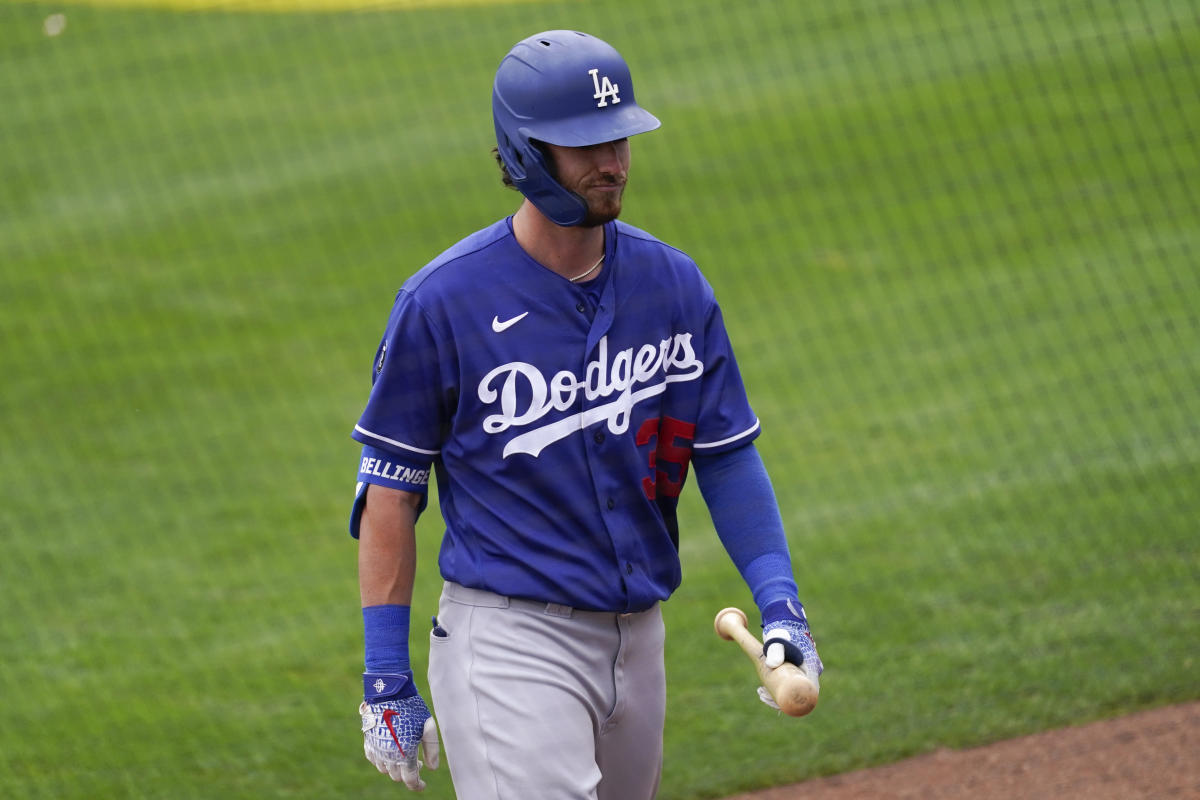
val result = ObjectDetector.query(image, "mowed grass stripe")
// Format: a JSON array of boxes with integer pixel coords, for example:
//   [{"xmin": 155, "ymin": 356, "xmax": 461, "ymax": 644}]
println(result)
[
  {"xmin": 0, "ymin": 1, "xmax": 1197, "ymax": 798},
  {"xmin": 20, "ymin": 0, "xmax": 536, "ymax": 11}
]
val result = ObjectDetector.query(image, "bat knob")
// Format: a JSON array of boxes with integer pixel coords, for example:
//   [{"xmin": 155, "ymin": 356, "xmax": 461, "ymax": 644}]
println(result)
[{"xmin": 713, "ymin": 606, "xmax": 749, "ymax": 640}]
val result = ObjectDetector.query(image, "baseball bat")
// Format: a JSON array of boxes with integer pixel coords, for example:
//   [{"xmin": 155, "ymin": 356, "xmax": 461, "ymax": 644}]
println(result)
[{"xmin": 714, "ymin": 607, "xmax": 819, "ymax": 717}]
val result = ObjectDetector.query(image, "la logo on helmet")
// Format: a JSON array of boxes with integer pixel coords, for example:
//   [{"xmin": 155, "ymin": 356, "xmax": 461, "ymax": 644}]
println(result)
[{"xmin": 589, "ymin": 68, "xmax": 621, "ymax": 108}]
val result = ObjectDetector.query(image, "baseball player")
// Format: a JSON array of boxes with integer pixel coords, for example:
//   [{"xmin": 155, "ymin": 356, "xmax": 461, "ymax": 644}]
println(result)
[{"xmin": 350, "ymin": 30, "xmax": 823, "ymax": 798}]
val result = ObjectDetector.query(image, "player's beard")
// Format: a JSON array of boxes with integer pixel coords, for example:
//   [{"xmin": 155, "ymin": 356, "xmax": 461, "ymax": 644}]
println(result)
[{"xmin": 576, "ymin": 179, "xmax": 625, "ymax": 228}]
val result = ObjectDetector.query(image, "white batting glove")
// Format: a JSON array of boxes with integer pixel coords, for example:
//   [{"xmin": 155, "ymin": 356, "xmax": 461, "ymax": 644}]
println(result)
[
  {"xmin": 360, "ymin": 672, "xmax": 440, "ymax": 791},
  {"xmin": 759, "ymin": 598, "xmax": 822, "ymax": 707}
]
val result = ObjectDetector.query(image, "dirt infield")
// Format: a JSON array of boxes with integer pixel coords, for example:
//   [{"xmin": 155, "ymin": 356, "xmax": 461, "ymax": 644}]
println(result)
[{"xmin": 725, "ymin": 702, "xmax": 1199, "ymax": 800}]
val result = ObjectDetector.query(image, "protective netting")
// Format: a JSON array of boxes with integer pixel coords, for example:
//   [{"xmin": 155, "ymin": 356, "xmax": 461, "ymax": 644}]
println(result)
[{"xmin": 2, "ymin": 2, "xmax": 1196, "ymax": 797}]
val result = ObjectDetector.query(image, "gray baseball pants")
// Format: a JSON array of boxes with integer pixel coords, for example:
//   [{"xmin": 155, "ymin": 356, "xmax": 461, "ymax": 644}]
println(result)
[{"xmin": 427, "ymin": 581, "xmax": 666, "ymax": 799}]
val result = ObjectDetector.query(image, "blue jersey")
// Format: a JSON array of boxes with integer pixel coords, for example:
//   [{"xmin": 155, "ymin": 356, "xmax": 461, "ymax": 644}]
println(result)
[{"xmin": 351, "ymin": 217, "xmax": 759, "ymax": 612}]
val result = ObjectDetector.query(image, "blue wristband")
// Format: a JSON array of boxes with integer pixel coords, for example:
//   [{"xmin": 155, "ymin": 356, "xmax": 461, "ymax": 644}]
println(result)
[
  {"xmin": 363, "ymin": 671, "xmax": 417, "ymax": 703},
  {"xmin": 363, "ymin": 604, "xmax": 411, "ymax": 673}
]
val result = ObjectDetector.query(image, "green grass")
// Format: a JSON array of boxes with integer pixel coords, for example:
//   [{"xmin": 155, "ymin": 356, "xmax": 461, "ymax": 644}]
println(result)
[{"xmin": 1, "ymin": 1, "xmax": 1197, "ymax": 797}]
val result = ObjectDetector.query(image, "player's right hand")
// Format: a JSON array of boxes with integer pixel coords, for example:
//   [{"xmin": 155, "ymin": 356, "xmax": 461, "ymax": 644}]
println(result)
[{"xmin": 360, "ymin": 672, "xmax": 440, "ymax": 791}]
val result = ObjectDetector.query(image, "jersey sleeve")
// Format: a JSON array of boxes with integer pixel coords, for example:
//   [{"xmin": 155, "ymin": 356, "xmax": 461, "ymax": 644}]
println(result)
[
  {"xmin": 351, "ymin": 289, "xmax": 454, "ymax": 458},
  {"xmin": 692, "ymin": 299, "xmax": 761, "ymax": 453},
  {"xmin": 348, "ymin": 443, "xmax": 432, "ymax": 538},
  {"xmin": 348, "ymin": 290, "xmax": 452, "ymax": 538}
]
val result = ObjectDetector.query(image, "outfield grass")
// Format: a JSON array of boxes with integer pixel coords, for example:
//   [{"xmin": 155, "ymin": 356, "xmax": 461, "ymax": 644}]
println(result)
[{"xmin": 1, "ymin": 1, "xmax": 1197, "ymax": 797}]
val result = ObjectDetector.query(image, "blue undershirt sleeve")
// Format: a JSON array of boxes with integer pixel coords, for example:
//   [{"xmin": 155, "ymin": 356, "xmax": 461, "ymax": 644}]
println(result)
[{"xmin": 692, "ymin": 443, "xmax": 799, "ymax": 613}]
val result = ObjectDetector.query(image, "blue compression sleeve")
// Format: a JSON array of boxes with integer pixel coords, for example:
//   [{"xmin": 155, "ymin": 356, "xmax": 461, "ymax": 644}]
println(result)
[
  {"xmin": 363, "ymin": 604, "xmax": 411, "ymax": 673},
  {"xmin": 692, "ymin": 443, "xmax": 799, "ymax": 613}
]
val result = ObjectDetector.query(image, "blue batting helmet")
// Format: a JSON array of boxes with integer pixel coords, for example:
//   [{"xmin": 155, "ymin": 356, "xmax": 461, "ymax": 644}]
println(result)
[{"xmin": 492, "ymin": 30, "xmax": 661, "ymax": 226}]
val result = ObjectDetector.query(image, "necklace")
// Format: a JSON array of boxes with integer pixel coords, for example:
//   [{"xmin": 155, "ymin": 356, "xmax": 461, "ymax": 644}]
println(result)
[{"xmin": 569, "ymin": 254, "xmax": 605, "ymax": 283}]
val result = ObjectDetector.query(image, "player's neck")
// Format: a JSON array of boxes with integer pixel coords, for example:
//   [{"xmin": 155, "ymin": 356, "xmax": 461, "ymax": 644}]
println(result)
[{"xmin": 513, "ymin": 201, "xmax": 605, "ymax": 282}]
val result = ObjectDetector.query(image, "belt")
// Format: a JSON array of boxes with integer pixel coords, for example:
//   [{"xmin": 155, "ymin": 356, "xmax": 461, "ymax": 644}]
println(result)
[{"xmin": 442, "ymin": 581, "xmax": 640, "ymax": 619}]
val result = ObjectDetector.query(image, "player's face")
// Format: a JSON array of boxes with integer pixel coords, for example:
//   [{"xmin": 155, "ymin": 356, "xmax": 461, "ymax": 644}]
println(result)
[{"xmin": 546, "ymin": 139, "xmax": 631, "ymax": 227}]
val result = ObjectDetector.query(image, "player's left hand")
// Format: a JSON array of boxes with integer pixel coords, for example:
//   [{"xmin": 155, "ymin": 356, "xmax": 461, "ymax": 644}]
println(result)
[
  {"xmin": 360, "ymin": 672, "xmax": 440, "ymax": 791},
  {"xmin": 760, "ymin": 598, "xmax": 822, "ymax": 690}
]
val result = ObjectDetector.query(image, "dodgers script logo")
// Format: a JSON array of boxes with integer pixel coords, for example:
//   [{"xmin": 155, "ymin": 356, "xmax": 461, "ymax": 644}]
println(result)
[
  {"xmin": 589, "ymin": 68, "xmax": 620, "ymax": 107},
  {"xmin": 478, "ymin": 333, "xmax": 703, "ymax": 458}
]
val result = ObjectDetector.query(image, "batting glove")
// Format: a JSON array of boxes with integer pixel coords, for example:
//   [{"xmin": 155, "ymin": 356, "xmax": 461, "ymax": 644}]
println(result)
[
  {"xmin": 760, "ymin": 598, "xmax": 823, "ymax": 705},
  {"xmin": 360, "ymin": 672, "xmax": 440, "ymax": 791}
]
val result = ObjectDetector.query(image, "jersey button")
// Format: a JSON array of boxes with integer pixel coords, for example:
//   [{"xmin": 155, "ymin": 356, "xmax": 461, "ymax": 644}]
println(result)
[
  {"xmin": 576, "ymin": 302, "xmax": 587, "ymax": 313},
  {"xmin": 593, "ymin": 431, "xmax": 605, "ymax": 444},
  {"xmin": 625, "ymin": 562, "xmax": 634, "ymax": 575},
  {"xmin": 606, "ymin": 498, "xmax": 615, "ymax": 510}
]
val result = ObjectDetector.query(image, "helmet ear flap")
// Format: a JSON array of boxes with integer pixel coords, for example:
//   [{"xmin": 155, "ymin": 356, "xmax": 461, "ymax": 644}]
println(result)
[
  {"xmin": 496, "ymin": 130, "xmax": 528, "ymax": 182},
  {"xmin": 511, "ymin": 143, "xmax": 588, "ymax": 226},
  {"xmin": 493, "ymin": 122, "xmax": 587, "ymax": 226}
]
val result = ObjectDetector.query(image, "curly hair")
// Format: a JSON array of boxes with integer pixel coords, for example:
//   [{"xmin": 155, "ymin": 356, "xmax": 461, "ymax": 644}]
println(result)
[{"xmin": 492, "ymin": 147, "xmax": 517, "ymax": 189}]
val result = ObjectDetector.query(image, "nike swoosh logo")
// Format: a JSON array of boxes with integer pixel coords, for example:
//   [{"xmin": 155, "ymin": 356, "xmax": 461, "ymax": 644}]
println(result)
[
  {"xmin": 492, "ymin": 312, "xmax": 529, "ymax": 333},
  {"xmin": 382, "ymin": 709, "xmax": 407, "ymax": 756}
]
